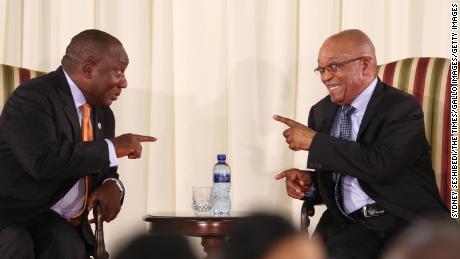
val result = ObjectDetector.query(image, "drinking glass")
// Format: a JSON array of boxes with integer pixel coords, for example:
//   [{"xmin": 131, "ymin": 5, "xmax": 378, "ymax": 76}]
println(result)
[{"xmin": 192, "ymin": 186, "xmax": 213, "ymax": 215}]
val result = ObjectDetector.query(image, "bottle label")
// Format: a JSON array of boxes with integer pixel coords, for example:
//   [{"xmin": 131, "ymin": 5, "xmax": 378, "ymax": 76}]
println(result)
[{"xmin": 214, "ymin": 174, "xmax": 231, "ymax": 183}]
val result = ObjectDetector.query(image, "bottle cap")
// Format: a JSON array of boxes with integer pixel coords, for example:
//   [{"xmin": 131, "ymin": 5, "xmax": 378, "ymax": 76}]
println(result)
[{"xmin": 217, "ymin": 154, "xmax": 226, "ymax": 161}]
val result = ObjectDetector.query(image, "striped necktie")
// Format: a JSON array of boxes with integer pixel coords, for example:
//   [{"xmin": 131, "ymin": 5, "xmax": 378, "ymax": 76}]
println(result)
[{"xmin": 334, "ymin": 105, "xmax": 355, "ymax": 219}]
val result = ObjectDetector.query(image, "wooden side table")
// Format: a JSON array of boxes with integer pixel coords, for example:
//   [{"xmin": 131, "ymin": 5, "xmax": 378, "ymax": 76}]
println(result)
[{"xmin": 144, "ymin": 213, "xmax": 243, "ymax": 259}]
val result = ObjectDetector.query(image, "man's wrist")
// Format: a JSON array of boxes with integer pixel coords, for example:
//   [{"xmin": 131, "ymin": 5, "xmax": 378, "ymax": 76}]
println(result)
[
  {"xmin": 304, "ymin": 187, "xmax": 315, "ymax": 197},
  {"xmin": 306, "ymin": 131, "xmax": 317, "ymax": 150},
  {"xmin": 103, "ymin": 178, "xmax": 124, "ymax": 200},
  {"xmin": 104, "ymin": 139, "xmax": 119, "ymax": 167}
]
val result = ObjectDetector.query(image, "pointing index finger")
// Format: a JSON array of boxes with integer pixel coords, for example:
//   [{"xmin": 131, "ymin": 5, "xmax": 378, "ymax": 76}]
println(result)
[
  {"xmin": 274, "ymin": 171, "xmax": 288, "ymax": 180},
  {"xmin": 135, "ymin": 135, "xmax": 157, "ymax": 142},
  {"xmin": 274, "ymin": 169, "xmax": 297, "ymax": 180},
  {"xmin": 273, "ymin": 115, "xmax": 299, "ymax": 127}
]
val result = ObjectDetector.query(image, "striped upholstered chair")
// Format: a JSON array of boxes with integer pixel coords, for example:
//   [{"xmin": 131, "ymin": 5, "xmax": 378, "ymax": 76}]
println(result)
[
  {"xmin": 301, "ymin": 57, "xmax": 453, "ymax": 231},
  {"xmin": 0, "ymin": 65, "xmax": 45, "ymax": 111},
  {"xmin": 377, "ymin": 57, "xmax": 452, "ymax": 206},
  {"xmin": 0, "ymin": 64, "xmax": 108, "ymax": 259}
]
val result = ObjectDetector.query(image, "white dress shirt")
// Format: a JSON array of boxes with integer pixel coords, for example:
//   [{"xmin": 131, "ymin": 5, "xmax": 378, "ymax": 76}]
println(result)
[
  {"xmin": 51, "ymin": 70, "xmax": 118, "ymax": 218},
  {"xmin": 330, "ymin": 77, "xmax": 378, "ymax": 214}
]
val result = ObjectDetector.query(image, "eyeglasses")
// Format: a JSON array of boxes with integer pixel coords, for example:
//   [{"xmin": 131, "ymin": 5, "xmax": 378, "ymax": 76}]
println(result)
[{"xmin": 314, "ymin": 57, "xmax": 364, "ymax": 76}]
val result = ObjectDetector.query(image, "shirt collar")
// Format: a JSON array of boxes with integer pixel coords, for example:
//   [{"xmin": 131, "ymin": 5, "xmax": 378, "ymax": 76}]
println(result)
[
  {"xmin": 63, "ymin": 69, "xmax": 87, "ymax": 110},
  {"xmin": 349, "ymin": 77, "xmax": 378, "ymax": 113}
]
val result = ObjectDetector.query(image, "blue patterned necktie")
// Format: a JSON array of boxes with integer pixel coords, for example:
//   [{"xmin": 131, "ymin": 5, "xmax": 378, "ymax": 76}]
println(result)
[{"xmin": 334, "ymin": 105, "xmax": 355, "ymax": 218}]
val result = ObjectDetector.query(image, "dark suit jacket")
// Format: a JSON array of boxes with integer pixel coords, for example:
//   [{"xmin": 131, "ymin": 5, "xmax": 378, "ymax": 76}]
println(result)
[
  {"xmin": 0, "ymin": 67, "xmax": 119, "ymax": 241},
  {"xmin": 306, "ymin": 79, "xmax": 449, "ymax": 238}
]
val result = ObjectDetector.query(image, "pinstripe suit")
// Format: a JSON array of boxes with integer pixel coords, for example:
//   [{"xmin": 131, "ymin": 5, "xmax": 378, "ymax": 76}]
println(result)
[{"xmin": 0, "ymin": 67, "xmax": 119, "ymax": 257}]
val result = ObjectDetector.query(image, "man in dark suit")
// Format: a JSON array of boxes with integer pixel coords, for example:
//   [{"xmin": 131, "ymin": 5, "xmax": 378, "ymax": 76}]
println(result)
[
  {"xmin": 274, "ymin": 29, "xmax": 449, "ymax": 259},
  {"xmin": 0, "ymin": 29, "xmax": 156, "ymax": 259}
]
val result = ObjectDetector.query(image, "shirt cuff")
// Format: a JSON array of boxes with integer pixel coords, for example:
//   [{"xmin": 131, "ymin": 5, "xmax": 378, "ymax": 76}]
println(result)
[
  {"xmin": 104, "ymin": 139, "xmax": 118, "ymax": 167},
  {"xmin": 304, "ymin": 185, "xmax": 316, "ymax": 197}
]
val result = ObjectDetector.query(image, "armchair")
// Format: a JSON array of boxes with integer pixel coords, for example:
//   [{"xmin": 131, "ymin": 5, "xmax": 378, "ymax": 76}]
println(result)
[
  {"xmin": 0, "ymin": 64, "xmax": 108, "ymax": 259},
  {"xmin": 301, "ymin": 57, "xmax": 453, "ymax": 232}
]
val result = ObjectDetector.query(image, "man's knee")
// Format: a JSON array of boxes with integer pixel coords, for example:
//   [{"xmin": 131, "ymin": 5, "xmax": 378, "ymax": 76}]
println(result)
[
  {"xmin": 35, "ymin": 221, "xmax": 86, "ymax": 259},
  {"xmin": 0, "ymin": 225, "xmax": 34, "ymax": 259}
]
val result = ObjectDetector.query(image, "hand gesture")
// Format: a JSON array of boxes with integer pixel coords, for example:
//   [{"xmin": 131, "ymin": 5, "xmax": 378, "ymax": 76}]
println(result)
[
  {"xmin": 111, "ymin": 133, "xmax": 157, "ymax": 159},
  {"xmin": 273, "ymin": 115, "xmax": 316, "ymax": 151},
  {"xmin": 275, "ymin": 169, "xmax": 312, "ymax": 199},
  {"xmin": 87, "ymin": 180, "xmax": 121, "ymax": 223}
]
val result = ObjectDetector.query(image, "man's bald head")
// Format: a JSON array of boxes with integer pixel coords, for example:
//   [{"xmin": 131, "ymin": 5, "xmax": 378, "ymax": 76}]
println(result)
[
  {"xmin": 317, "ymin": 29, "xmax": 378, "ymax": 105},
  {"xmin": 61, "ymin": 29, "xmax": 122, "ymax": 71},
  {"xmin": 323, "ymin": 29, "xmax": 376, "ymax": 62}
]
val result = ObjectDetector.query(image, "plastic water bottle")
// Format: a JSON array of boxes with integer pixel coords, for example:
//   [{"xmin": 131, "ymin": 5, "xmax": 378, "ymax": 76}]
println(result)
[{"xmin": 212, "ymin": 154, "xmax": 231, "ymax": 215}]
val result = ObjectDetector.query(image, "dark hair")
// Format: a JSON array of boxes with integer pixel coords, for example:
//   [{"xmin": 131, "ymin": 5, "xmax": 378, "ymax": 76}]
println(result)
[
  {"xmin": 113, "ymin": 234, "xmax": 197, "ymax": 259},
  {"xmin": 223, "ymin": 213, "xmax": 297, "ymax": 259},
  {"xmin": 61, "ymin": 29, "xmax": 122, "ymax": 70}
]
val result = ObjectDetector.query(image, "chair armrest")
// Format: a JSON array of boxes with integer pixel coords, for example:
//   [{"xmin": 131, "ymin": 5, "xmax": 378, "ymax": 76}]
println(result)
[
  {"xmin": 300, "ymin": 197, "xmax": 316, "ymax": 233},
  {"xmin": 93, "ymin": 201, "xmax": 109, "ymax": 259}
]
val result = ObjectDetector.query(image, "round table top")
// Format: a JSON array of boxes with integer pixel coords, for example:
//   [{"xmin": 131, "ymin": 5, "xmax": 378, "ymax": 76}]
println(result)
[
  {"xmin": 144, "ymin": 212, "xmax": 246, "ymax": 237},
  {"xmin": 145, "ymin": 211, "xmax": 246, "ymax": 219}
]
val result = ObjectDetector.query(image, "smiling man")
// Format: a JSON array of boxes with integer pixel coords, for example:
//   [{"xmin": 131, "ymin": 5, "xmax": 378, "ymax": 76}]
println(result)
[
  {"xmin": 274, "ymin": 29, "xmax": 449, "ymax": 259},
  {"xmin": 0, "ymin": 29, "xmax": 156, "ymax": 259}
]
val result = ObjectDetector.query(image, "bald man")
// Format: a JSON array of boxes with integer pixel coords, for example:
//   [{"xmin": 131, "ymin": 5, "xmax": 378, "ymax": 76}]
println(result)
[
  {"xmin": 274, "ymin": 29, "xmax": 449, "ymax": 259},
  {"xmin": 0, "ymin": 29, "xmax": 156, "ymax": 258}
]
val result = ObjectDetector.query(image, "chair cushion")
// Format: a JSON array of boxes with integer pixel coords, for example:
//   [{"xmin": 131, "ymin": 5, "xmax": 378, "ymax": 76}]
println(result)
[{"xmin": 377, "ymin": 57, "xmax": 451, "ymax": 207}]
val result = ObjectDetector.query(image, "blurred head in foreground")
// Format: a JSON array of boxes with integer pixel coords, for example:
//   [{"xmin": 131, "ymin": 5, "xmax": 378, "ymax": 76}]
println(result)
[
  {"xmin": 224, "ymin": 213, "xmax": 326, "ymax": 259},
  {"xmin": 113, "ymin": 233, "xmax": 197, "ymax": 259},
  {"xmin": 263, "ymin": 233, "xmax": 326, "ymax": 259},
  {"xmin": 382, "ymin": 219, "xmax": 460, "ymax": 259}
]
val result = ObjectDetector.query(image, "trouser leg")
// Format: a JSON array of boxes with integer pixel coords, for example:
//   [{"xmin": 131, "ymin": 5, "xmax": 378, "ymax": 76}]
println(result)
[
  {"xmin": 324, "ymin": 222, "xmax": 385, "ymax": 259},
  {"xmin": 0, "ymin": 224, "xmax": 35, "ymax": 259},
  {"xmin": 30, "ymin": 212, "xmax": 86, "ymax": 259}
]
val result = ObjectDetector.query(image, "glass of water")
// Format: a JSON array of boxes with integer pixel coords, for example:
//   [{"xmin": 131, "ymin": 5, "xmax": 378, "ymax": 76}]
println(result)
[{"xmin": 192, "ymin": 186, "xmax": 213, "ymax": 216}]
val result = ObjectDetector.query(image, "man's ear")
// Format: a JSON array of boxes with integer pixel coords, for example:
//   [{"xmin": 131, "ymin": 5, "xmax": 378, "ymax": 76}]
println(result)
[
  {"xmin": 361, "ymin": 56, "xmax": 373, "ymax": 76},
  {"xmin": 81, "ymin": 58, "xmax": 96, "ymax": 79}
]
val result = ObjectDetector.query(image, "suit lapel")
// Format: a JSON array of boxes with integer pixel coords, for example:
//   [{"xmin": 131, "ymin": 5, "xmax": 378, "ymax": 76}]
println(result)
[
  {"xmin": 356, "ymin": 79, "xmax": 385, "ymax": 141},
  {"xmin": 93, "ymin": 108, "xmax": 104, "ymax": 141},
  {"xmin": 53, "ymin": 67, "xmax": 82, "ymax": 142},
  {"xmin": 315, "ymin": 99, "xmax": 340, "ymax": 210},
  {"xmin": 318, "ymin": 98, "xmax": 340, "ymax": 134}
]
